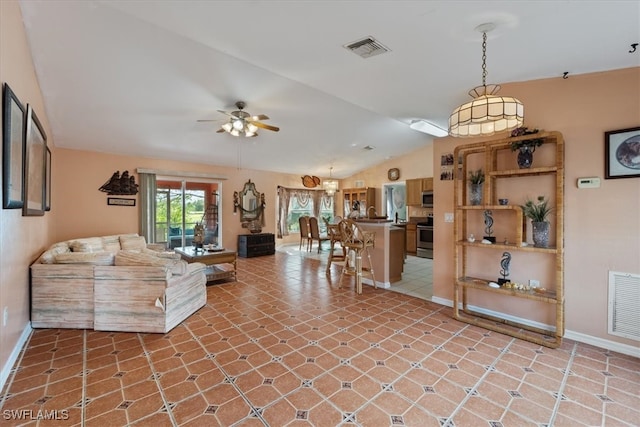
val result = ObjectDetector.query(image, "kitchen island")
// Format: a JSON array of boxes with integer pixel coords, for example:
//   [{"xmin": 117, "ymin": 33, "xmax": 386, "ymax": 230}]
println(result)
[{"xmin": 353, "ymin": 219, "xmax": 405, "ymax": 288}]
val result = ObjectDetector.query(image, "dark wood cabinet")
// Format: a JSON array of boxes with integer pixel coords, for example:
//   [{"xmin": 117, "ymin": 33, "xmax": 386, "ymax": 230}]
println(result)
[{"xmin": 238, "ymin": 233, "xmax": 275, "ymax": 258}]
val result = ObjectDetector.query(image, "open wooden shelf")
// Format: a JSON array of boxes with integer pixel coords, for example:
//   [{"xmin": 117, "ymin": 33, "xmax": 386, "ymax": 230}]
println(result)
[{"xmin": 452, "ymin": 131, "xmax": 564, "ymax": 348}]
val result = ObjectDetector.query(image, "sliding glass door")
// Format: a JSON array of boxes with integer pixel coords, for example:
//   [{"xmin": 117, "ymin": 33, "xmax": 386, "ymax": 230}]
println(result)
[{"xmin": 155, "ymin": 180, "xmax": 220, "ymax": 249}]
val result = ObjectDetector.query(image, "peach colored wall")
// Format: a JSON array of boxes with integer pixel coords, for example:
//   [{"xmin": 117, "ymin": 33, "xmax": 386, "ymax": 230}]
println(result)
[
  {"xmin": 341, "ymin": 143, "xmax": 434, "ymax": 214},
  {"xmin": 434, "ymin": 67, "xmax": 640, "ymax": 347},
  {"xmin": 0, "ymin": 1, "xmax": 55, "ymax": 378},
  {"xmin": 54, "ymin": 148, "xmax": 310, "ymax": 250}
]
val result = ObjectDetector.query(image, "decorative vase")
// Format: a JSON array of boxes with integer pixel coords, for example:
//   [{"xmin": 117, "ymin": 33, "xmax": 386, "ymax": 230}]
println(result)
[
  {"xmin": 469, "ymin": 183, "xmax": 483, "ymax": 206},
  {"xmin": 248, "ymin": 220, "xmax": 262, "ymax": 234},
  {"xmin": 532, "ymin": 221, "xmax": 550, "ymax": 248},
  {"xmin": 517, "ymin": 145, "xmax": 536, "ymax": 169}
]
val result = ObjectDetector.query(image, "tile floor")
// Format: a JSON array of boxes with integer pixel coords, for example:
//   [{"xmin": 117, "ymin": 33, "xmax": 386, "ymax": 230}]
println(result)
[{"xmin": 1, "ymin": 251, "xmax": 639, "ymax": 426}]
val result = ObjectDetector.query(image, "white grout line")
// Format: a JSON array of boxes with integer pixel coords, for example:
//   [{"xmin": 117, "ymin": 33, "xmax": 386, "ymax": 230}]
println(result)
[
  {"xmin": 547, "ymin": 342, "xmax": 578, "ymax": 426},
  {"xmin": 138, "ymin": 334, "xmax": 180, "ymax": 427}
]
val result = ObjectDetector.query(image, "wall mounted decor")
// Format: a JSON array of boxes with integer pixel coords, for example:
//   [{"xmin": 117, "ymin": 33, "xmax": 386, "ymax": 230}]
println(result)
[
  {"xmin": 45, "ymin": 146, "xmax": 51, "ymax": 211},
  {"xmin": 387, "ymin": 168, "xmax": 400, "ymax": 181},
  {"xmin": 237, "ymin": 180, "xmax": 265, "ymax": 227},
  {"xmin": 605, "ymin": 126, "xmax": 640, "ymax": 179},
  {"xmin": 107, "ymin": 197, "xmax": 135, "ymax": 206},
  {"xmin": 99, "ymin": 170, "xmax": 139, "ymax": 195},
  {"xmin": 2, "ymin": 83, "xmax": 26, "ymax": 209},
  {"xmin": 23, "ymin": 105, "xmax": 46, "ymax": 216},
  {"xmin": 302, "ymin": 175, "xmax": 320, "ymax": 188}
]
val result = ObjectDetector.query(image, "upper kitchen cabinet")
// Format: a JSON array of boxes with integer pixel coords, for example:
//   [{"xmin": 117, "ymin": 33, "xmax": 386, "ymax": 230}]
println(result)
[
  {"xmin": 406, "ymin": 178, "xmax": 434, "ymax": 206},
  {"xmin": 343, "ymin": 187, "xmax": 376, "ymax": 218}
]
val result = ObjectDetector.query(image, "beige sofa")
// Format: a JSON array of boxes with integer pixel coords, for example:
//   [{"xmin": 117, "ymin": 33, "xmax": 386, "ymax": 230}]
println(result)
[{"xmin": 30, "ymin": 234, "xmax": 207, "ymax": 333}]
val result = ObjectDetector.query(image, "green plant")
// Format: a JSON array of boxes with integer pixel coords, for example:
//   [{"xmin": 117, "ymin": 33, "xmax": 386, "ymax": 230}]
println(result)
[
  {"xmin": 521, "ymin": 196, "xmax": 553, "ymax": 222},
  {"xmin": 468, "ymin": 169, "xmax": 485, "ymax": 184},
  {"xmin": 510, "ymin": 126, "xmax": 544, "ymax": 151},
  {"xmin": 511, "ymin": 138, "xmax": 544, "ymax": 151}
]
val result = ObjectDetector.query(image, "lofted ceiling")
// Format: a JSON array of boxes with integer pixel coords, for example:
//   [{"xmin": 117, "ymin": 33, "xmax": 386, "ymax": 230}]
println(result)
[{"xmin": 17, "ymin": 1, "xmax": 640, "ymax": 178}]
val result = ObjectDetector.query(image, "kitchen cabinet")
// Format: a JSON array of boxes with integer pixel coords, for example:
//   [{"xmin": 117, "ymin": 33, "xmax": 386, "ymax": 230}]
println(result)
[
  {"xmin": 406, "ymin": 178, "xmax": 434, "ymax": 206},
  {"xmin": 406, "ymin": 223, "xmax": 417, "ymax": 254},
  {"xmin": 343, "ymin": 187, "xmax": 375, "ymax": 218},
  {"xmin": 452, "ymin": 131, "xmax": 564, "ymax": 348}
]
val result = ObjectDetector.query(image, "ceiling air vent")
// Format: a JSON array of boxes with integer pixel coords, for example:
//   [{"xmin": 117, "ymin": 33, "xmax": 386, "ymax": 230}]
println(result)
[{"xmin": 344, "ymin": 37, "xmax": 390, "ymax": 59}]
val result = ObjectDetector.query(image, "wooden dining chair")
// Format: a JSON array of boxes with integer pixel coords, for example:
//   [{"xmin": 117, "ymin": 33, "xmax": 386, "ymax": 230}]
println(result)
[
  {"xmin": 308, "ymin": 216, "xmax": 330, "ymax": 253},
  {"xmin": 298, "ymin": 216, "xmax": 311, "ymax": 251}
]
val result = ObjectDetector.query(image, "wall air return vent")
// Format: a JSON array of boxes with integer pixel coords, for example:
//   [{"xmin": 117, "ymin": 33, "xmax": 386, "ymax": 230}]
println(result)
[
  {"xmin": 344, "ymin": 37, "xmax": 390, "ymax": 59},
  {"xmin": 608, "ymin": 271, "xmax": 640, "ymax": 341}
]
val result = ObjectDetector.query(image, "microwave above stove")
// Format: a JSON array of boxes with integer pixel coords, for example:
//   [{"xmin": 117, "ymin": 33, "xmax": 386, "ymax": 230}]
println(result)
[{"xmin": 421, "ymin": 191, "xmax": 434, "ymax": 207}]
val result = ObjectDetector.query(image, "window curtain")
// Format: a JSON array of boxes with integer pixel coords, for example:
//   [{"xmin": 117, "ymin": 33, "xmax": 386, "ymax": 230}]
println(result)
[
  {"xmin": 277, "ymin": 186, "xmax": 291, "ymax": 238},
  {"xmin": 277, "ymin": 186, "xmax": 333, "ymax": 238},
  {"xmin": 139, "ymin": 172, "xmax": 156, "ymax": 243}
]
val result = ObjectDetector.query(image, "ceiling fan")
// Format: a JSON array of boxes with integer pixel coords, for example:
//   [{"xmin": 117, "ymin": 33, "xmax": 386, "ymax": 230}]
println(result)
[{"xmin": 200, "ymin": 101, "xmax": 279, "ymax": 137}]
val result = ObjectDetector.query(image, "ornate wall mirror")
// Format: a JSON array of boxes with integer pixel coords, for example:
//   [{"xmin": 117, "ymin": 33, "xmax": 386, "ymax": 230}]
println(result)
[{"xmin": 234, "ymin": 180, "xmax": 264, "ymax": 228}]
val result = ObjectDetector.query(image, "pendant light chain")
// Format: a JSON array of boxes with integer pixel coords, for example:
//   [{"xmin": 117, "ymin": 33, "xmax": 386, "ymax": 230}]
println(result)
[{"xmin": 481, "ymin": 32, "xmax": 487, "ymax": 87}]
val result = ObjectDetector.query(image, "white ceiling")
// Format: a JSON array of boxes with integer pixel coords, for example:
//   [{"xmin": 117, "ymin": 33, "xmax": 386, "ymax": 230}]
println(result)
[{"xmin": 18, "ymin": 1, "xmax": 640, "ymax": 178}]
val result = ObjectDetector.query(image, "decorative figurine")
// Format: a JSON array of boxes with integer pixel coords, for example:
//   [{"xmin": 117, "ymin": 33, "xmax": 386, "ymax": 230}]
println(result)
[
  {"xmin": 483, "ymin": 210, "xmax": 496, "ymax": 243},
  {"xmin": 498, "ymin": 251, "xmax": 511, "ymax": 285},
  {"xmin": 193, "ymin": 222, "xmax": 205, "ymax": 250}
]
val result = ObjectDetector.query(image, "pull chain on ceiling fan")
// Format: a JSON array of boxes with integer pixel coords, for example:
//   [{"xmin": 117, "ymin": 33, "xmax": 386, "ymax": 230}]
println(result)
[{"xmin": 200, "ymin": 101, "xmax": 280, "ymax": 137}]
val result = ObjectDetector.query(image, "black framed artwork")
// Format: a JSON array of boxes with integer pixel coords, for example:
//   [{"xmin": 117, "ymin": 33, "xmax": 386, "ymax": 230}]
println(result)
[
  {"xmin": 605, "ymin": 126, "xmax": 640, "ymax": 179},
  {"xmin": 23, "ymin": 105, "xmax": 47, "ymax": 216},
  {"xmin": 2, "ymin": 83, "xmax": 26, "ymax": 209},
  {"xmin": 45, "ymin": 146, "xmax": 51, "ymax": 211}
]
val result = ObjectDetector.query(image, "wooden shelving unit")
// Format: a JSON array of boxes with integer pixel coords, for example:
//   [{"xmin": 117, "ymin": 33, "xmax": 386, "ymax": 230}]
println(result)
[{"xmin": 452, "ymin": 131, "xmax": 564, "ymax": 348}]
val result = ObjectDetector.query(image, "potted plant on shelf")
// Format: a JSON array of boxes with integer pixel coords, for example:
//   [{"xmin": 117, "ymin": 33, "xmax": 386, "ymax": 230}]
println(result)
[
  {"xmin": 521, "ymin": 196, "xmax": 553, "ymax": 247},
  {"xmin": 510, "ymin": 127, "xmax": 544, "ymax": 169},
  {"xmin": 468, "ymin": 169, "xmax": 485, "ymax": 205}
]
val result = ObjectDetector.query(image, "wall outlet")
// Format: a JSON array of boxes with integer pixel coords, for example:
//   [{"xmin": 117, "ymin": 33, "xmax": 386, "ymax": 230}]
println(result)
[
  {"xmin": 529, "ymin": 279, "xmax": 540, "ymax": 288},
  {"xmin": 3, "ymin": 307, "xmax": 7, "ymax": 327},
  {"xmin": 444, "ymin": 213, "xmax": 454, "ymax": 223}
]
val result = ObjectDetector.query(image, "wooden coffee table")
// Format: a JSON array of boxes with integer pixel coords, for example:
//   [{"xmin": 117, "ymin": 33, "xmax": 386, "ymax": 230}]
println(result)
[{"xmin": 174, "ymin": 246, "xmax": 236, "ymax": 283}]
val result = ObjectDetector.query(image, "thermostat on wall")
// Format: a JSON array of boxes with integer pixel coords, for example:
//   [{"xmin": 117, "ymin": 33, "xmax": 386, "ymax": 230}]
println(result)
[{"xmin": 577, "ymin": 177, "xmax": 601, "ymax": 189}]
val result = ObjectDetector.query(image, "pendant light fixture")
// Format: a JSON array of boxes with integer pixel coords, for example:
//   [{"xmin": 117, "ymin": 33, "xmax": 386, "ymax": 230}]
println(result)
[
  {"xmin": 449, "ymin": 23, "xmax": 524, "ymax": 137},
  {"xmin": 323, "ymin": 167, "xmax": 338, "ymax": 196}
]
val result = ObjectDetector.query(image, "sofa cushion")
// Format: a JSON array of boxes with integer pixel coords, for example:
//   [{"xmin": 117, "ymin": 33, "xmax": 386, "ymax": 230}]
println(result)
[
  {"xmin": 115, "ymin": 250, "xmax": 187, "ymax": 275},
  {"xmin": 38, "ymin": 243, "xmax": 71, "ymax": 264},
  {"xmin": 142, "ymin": 247, "xmax": 181, "ymax": 260},
  {"xmin": 70, "ymin": 237, "xmax": 104, "ymax": 253},
  {"xmin": 55, "ymin": 251, "xmax": 115, "ymax": 265},
  {"xmin": 120, "ymin": 235, "xmax": 146, "ymax": 251},
  {"xmin": 101, "ymin": 235, "xmax": 122, "ymax": 253}
]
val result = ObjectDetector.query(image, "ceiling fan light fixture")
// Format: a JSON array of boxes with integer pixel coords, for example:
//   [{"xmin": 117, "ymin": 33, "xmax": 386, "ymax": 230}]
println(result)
[
  {"xmin": 232, "ymin": 119, "xmax": 244, "ymax": 131},
  {"xmin": 448, "ymin": 23, "xmax": 524, "ymax": 138}
]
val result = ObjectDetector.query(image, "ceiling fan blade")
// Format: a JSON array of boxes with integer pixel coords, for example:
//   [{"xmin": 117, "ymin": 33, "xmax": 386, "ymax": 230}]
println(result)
[
  {"xmin": 217, "ymin": 109, "xmax": 241, "ymax": 118},
  {"xmin": 249, "ymin": 121, "xmax": 280, "ymax": 132},
  {"xmin": 251, "ymin": 114, "xmax": 269, "ymax": 121},
  {"xmin": 197, "ymin": 119, "xmax": 218, "ymax": 122},
  {"xmin": 216, "ymin": 128, "xmax": 226, "ymax": 133}
]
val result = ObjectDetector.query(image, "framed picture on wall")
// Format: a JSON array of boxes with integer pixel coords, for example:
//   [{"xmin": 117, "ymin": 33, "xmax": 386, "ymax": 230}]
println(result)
[
  {"xmin": 23, "ymin": 105, "xmax": 47, "ymax": 216},
  {"xmin": 45, "ymin": 146, "xmax": 51, "ymax": 211},
  {"xmin": 2, "ymin": 83, "xmax": 26, "ymax": 209},
  {"xmin": 605, "ymin": 126, "xmax": 640, "ymax": 179}
]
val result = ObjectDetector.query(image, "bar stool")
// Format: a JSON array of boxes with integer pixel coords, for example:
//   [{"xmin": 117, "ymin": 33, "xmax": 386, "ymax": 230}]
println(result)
[
  {"xmin": 323, "ymin": 218, "xmax": 346, "ymax": 274},
  {"xmin": 338, "ymin": 219, "xmax": 376, "ymax": 294}
]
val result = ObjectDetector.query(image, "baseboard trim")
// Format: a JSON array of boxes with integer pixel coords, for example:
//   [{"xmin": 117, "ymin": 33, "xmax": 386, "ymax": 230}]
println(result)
[
  {"xmin": 429, "ymin": 296, "xmax": 639, "ymax": 358},
  {"xmin": 0, "ymin": 322, "xmax": 32, "ymax": 392}
]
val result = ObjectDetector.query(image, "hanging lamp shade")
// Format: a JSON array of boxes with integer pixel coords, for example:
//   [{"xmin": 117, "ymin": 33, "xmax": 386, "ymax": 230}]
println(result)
[
  {"xmin": 449, "ymin": 24, "xmax": 524, "ymax": 137},
  {"xmin": 449, "ymin": 84, "xmax": 524, "ymax": 137}
]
